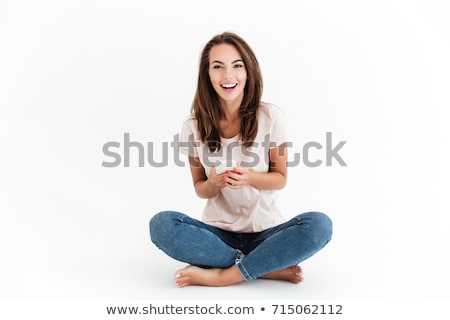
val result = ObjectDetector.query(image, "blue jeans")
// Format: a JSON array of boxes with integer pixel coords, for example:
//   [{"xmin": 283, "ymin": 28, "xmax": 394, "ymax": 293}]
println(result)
[{"xmin": 149, "ymin": 211, "xmax": 332, "ymax": 281}]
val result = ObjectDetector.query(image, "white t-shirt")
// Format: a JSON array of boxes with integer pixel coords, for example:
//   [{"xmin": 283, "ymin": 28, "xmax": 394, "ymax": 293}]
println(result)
[{"xmin": 179, "ymin": 102, "xmax": 290, "ymax": 232}]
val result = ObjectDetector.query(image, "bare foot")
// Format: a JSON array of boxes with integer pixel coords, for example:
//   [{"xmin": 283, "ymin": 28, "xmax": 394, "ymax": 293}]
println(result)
[
  {"xmin": 174, "ymin": 265, "xmax": 244, "ymax": 288},
  {"xmin": 259, "ymin": 265, "xmax": 303, "ymax": 284}
]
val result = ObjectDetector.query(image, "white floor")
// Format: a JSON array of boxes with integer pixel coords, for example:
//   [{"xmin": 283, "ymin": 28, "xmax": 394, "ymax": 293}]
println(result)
[
  {"xmin": 0, "ymin": 247, "xmax": 372, "ymax": 300},
  {"xmin": 2, "ymin": 212, "xmax": 448, "ymax": 301}
]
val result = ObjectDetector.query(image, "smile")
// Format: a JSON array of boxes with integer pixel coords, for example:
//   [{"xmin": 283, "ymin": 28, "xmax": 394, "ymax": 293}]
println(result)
[{"xmin": 220, "ymin": 83, "xmax": 238, "ymax": 89}]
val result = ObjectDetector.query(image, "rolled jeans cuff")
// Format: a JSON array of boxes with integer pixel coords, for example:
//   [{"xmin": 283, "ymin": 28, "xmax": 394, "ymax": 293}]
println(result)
[{"xmin": 235, "ymin": 252, "xmax": 253, "ymax": 281}]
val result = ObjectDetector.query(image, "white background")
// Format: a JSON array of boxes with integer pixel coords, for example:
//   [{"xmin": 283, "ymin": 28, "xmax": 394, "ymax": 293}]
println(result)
[{"xmin": 1, "ymin": 0, "xmax": 449, "ymax": 309}]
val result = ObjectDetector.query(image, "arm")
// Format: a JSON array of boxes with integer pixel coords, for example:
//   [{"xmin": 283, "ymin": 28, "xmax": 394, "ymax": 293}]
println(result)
[
  {"xmin": 224, "ymin": 143, "xmax": 288, "ymax": 190},
  {"xmin": 188, "ymin": 156, "xmax": 226, "ymax": 199}
]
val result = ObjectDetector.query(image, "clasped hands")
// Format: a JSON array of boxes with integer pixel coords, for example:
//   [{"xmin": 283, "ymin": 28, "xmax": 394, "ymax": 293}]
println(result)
[{"xmin": 208, "ymin": 164, "xmax": 250, "ymax": 189}]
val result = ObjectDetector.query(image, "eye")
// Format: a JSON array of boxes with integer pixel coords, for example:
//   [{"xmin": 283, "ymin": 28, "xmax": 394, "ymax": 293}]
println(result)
[
  {"xmin": 234, "ymin": 63, "xmax": 244, "ymax": 68},
  {"xmin": 212, "ymin": 65, "xmax": 222, "ymax": 69}
]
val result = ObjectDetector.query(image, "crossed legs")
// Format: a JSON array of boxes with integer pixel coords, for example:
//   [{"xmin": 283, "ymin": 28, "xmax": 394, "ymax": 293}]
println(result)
[{"xmin": 150, "ymin": 211, "xmax": 331, "ymax": 288}]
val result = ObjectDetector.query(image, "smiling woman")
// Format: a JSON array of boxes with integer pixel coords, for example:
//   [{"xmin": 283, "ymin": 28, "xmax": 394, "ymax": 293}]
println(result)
[
  {"xmin": 149, "ymin": 31, "xmax": 333, "ymax": 288},
  {"xmin": 209, "ymin": 45, "xmax": 247, "ymax": 102}
]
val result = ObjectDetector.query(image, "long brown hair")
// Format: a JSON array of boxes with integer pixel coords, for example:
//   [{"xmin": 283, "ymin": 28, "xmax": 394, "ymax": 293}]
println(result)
[{"xmin": 191, "ymin": 32, "xmax": 263, "ymax": 152}]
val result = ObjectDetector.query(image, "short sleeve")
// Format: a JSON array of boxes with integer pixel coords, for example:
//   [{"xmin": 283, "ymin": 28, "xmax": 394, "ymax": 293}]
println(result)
[
  {"xmin": 268, "ymin": 104, "xmax": 291, "ymax": 147},
  {"xmin": 178, "ymin": 117, "xmax": 199, "ymax": 157}
]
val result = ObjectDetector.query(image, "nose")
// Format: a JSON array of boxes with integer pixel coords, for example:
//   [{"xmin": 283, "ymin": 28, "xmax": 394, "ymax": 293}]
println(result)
[{"xmin": 223, "ymin": 66, "xmax": 234, "ymax": 79}]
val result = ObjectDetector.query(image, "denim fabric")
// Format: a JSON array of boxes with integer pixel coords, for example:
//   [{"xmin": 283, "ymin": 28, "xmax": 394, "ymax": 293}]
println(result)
[{"xmin": 149, "ymin": 211, "xmax": 332, "ymax": 281}]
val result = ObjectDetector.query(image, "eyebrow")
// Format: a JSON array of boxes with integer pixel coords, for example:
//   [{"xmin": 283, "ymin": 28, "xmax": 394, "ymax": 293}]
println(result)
[{"xmin": 211, "ymin": 59, "xmax": 244, "ymax": 64}]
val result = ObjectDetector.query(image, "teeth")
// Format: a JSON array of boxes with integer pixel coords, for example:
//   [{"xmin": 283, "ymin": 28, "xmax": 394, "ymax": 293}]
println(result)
[{"xmin": 221, "ymin": 83, "xmax": 237, "ymax": 89}]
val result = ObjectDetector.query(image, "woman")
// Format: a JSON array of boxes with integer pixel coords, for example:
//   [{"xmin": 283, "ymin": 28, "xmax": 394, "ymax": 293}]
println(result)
[{"xmin": 150, "ymin": 31, "xmax": 332, "ymax": 288}]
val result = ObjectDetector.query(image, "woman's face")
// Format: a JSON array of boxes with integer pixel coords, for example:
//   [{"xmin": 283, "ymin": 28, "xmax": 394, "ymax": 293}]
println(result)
[{"xmin": 208, "ymin": 43, "xmax": 247, "ymax": 105}]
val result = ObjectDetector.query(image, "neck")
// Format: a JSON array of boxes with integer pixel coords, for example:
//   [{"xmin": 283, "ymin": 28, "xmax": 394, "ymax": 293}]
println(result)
[{"xmin": 220, "ymin": 99, "xmax": 241, "ymax": 121}]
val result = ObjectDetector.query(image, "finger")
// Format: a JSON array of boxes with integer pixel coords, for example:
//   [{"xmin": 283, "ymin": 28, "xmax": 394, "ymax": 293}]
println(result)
[
  {"xmin": 233, "ymin": 165, "xmax": 247, "ymax": 174},
  {"xmin": 227, "ymin": 181, "xmax": 241, "ymax": 189},
  {"xmin": 220, "ymin": 175, "xmax": 228, "ymax": 187},
  {"xmin": 226, "ymin": 172, "xmax": 242, "ymax": 180}
]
